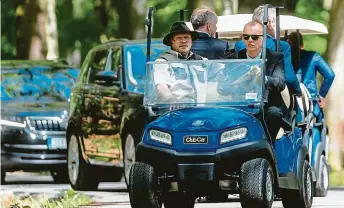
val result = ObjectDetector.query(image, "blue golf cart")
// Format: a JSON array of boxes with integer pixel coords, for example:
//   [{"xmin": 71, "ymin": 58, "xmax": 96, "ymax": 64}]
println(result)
[{"xmin": 128, "ymin": 5, "xmax": 314, "ymax": 208}]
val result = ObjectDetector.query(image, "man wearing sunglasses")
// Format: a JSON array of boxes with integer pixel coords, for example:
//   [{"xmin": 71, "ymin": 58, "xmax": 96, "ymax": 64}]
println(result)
[
  {"xmin": 231, "ymin": 21, "xmax": 288, "ymax": 141},
  {"xmin": 235, "ymin": 5, "xmax": 302, "ymax": 98}
]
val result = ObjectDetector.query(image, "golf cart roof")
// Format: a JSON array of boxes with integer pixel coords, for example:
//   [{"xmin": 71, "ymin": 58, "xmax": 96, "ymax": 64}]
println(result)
[{"xmin": 186, "ymin": 14, "xmax": 328, "ymax": 38}]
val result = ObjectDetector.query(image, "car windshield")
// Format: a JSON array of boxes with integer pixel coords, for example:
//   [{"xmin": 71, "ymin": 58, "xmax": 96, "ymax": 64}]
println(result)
[
  {"xmin": 1, "ymin": 65, "xmax": 79, "ymax": 102},
  {"xmin": 144, "ymin": 59, "xmax": 264, "ymax": 112}
]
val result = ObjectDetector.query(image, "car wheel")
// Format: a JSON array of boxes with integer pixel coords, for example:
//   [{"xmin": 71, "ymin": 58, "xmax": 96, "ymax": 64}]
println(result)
[
  {"xmin": 129, "ymin": 162, "xmax": 162, "ymax": 208},
  {"xmin": 164, "ymin": 192, "xmax": 196, "ymax": 208},
  {"xmin": 315, "ymin": 155, "xmax": 329, "ymax": 197},
  {"xmin": 281, "ymin": 160, "xmax": 313, "ymax": 208},
  {"xmin": 50, "ymin": 169, "xmax": 69, "ymax": 183},
  {"xmin": 240, "ymin": 158, "xmax": 274, "ymax": 208},
  {"xmin": 68, "ymin": 134, "xmax": 99, "ymax": 191},
  {"xmin": 123, "ymin": 133, "xmax": 136, "ymax": 186}
]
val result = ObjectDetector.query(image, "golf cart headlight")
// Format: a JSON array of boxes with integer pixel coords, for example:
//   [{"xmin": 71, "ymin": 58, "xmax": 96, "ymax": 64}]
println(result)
[
  {"xmin": 149, "ymin": 129, "xmax": 172, "ymax": 145},
  {"xmin": 220, "ymin": 127, "xmax": 247, "ymax": 144}
]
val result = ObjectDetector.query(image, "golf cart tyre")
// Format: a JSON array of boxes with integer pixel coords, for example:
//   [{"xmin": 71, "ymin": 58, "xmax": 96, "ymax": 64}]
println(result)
[
  {"xmin": 281, "ymin": 160, "xmax": 313, "ymax": 208},
  {"xmin": 240, "ymin": 158, "xmax": 274, "ymax": 208},
  {"xmin": 315, "ymin": 155, "xmax": 329, "ymax": 197},
  {"xmin": 129, "ymin": 162, "xmax": 162, "ymax": 208}
]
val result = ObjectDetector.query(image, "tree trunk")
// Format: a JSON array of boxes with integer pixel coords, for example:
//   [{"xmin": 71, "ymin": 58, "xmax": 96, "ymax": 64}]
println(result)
[
  {"xmin": 45, "ymin": 0, "xmax": 59, "ymax": 59},
  {"xmin": 326, "ymin": 0, "xmax": 344, "ymax": 171},
  {"xmin": 16, "ymin": 0, "xmax": 58, "ymax": 60},
  {"xmin": 223, "ymin": 0, "xmax": 239, "ymax": 15},
  {"xmin": 113, "ymin": 0, "xmax": 146, "ymax": 40}
]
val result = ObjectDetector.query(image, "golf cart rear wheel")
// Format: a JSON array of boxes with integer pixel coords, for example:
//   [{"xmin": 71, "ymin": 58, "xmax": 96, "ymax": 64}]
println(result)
[
  {"xmin": 315, "ymin": 155, "xmax": 329, "ymax": 197},
  {"xmin": 164, "ymin": 192, "xmax": 196, "ymax": 208},
  {"xmin": 240, "ymin": 158, "xmax": 274, "ymax": 208},
  {"xmin": 129, "ymin": 162, "xmax": 162, "ymax": 208},
  {"xmin": 281, "ymin": 160, "xmax": 313, "ymax": 208}
]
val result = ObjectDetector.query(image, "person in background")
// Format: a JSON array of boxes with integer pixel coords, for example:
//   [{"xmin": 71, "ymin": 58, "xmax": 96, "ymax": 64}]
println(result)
[
  {"xmin": 235, "ymin": 5, "xmax": 302, "ymax": 97},
  {"xmin": 287, "ymin": 31, "xmax": 335, "ymax": 120},
  {"xmin": 190, "ymin": 7, "xmax": 230, "ymax": 59}
]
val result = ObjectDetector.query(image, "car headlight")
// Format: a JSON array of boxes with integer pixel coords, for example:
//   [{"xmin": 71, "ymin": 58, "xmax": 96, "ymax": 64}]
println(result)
[
  {"xmin": 149, "ymin": 129, "xmax": 172, "ymax": 145},
  {"xmin": 220, "ymin": 127, "xmax": 247, "ymax": 144},
  {"xmin": 0, "ymin": 116, "xmax": 26, "ymax": 128}
]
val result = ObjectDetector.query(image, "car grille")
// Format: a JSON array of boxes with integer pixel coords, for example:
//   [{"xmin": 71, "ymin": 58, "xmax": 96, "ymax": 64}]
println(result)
[{"xmin": 29, "ymin": 118, "xmax": 64, "ymax": 131}]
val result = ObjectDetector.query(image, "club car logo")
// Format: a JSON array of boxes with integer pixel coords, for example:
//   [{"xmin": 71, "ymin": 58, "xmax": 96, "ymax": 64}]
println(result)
[{"xmin": 183, "ymin": 135, "xmax": 208, "ymax": 144}]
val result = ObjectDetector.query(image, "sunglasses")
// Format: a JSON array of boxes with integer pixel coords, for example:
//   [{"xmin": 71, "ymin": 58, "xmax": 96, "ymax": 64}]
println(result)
[{"xmin": 243, "ymin": 34, "xmax": 263, "ymax": 41}]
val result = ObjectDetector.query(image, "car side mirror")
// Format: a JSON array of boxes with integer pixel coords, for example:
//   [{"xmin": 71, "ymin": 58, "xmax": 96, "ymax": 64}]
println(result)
[{"xmin": 94, "ymin": 71, "xmax": 120, "ymax": 86}]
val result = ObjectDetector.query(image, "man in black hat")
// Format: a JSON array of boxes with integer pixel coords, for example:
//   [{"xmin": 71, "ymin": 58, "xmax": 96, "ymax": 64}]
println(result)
[
  {"xmin": 159, "ymin": 21, "xmax": 205, "ymax": 61},
  {"xmin": 154, "ymin": 21, "xmax": 206, "ymax": 102}
]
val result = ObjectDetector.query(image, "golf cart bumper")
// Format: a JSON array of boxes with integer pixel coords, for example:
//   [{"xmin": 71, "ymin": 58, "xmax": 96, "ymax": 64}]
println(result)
[{"xmin": 137, "ymin": 139, "xmax": 273, "ymax": 182}]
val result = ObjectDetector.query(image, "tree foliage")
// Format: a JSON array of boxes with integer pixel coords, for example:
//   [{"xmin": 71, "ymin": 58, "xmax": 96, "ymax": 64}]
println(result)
[{"xmin": 0, "ymin": 0, "xmax": 336, "ymax": 64}]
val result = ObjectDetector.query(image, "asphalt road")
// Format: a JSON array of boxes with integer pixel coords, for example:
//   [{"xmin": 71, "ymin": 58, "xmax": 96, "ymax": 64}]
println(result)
[{"xmin": 1, "ymin": 172, "xmax": 344, "ymax": 208}]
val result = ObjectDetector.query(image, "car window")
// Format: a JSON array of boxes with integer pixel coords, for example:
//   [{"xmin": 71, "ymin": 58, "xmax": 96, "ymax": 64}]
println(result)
[
  {"xmin": 86, "ymin": 49, "xmax": 109, "ymax": 84},
  {"xmin": 107, "ymin": 47, "xmax": 122, "ymax": 82},
  {"xmin": 123, "ymin": 42, "xmax": 168, "ymax": 92}
]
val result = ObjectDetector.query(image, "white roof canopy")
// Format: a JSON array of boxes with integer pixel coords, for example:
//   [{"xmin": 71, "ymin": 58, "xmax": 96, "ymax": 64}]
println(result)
[{"xmin": 186, "ymin": 14, "xmax": 328, "ymax": 39}]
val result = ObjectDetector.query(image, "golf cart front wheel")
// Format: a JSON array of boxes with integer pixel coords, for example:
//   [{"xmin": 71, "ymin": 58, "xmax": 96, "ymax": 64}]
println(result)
[
  {"xmin": 281, "ymin": 160, "xmax": 313, "ymax": 208},
  {"xmin": 129, "ymin": 162, "xmax": 162, "ymax": 208},
  {"xmin": 315, "ymin": 155, "xmax": 329, "ymax": 197},
  {"xmin": 240, "ymin": 158, "xmax": 274, "ymax": 208}
]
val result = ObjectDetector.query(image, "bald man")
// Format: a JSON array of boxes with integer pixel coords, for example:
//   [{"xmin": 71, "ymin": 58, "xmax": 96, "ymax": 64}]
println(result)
[{"xmin": 232, "ymin": 21, "xmax": 287, "ymax": 141}]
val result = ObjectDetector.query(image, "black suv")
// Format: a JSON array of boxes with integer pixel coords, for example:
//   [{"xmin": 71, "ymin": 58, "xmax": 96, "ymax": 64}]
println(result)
[
  {"xmin": 1, "ymin": 60, "xmax": 80, "ymax": 183},
  {"xmin": 66, "ymin": 39, "xmax": 168, "ymax": 190}
]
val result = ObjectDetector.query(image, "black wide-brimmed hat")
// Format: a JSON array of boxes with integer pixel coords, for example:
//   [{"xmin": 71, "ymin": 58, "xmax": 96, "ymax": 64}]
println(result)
[{"xmin": 162, "ymin": 21, "xmax": 199, "ymax": 46}]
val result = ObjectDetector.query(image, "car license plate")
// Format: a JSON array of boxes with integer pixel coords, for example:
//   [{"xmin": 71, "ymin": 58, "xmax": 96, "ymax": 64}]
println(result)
[
  {"xmin": 47, "ymin": 137, "xmax": 67, "ymax": 149},
  {"xmin": 183, "ymin": 136, "xmax": 208, "ymax": 144}
]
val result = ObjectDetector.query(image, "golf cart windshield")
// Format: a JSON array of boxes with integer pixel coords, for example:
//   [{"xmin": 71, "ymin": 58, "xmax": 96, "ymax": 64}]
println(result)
[{"xmin": 144, "ymin": 59, "xmax": 264, "ymax": 114}]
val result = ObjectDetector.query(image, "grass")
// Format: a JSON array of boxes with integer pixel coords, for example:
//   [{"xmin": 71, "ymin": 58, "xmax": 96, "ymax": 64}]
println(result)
[
  {"xmin": 330, "ymin": 170, "xmax": 344, "ymax": 187},
  {"xmin": 1, "ymin": 189, "xmax": 92, "ymax": 208}
]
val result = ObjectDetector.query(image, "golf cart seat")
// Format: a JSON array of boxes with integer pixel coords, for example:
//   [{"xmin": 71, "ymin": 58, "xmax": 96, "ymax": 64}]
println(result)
[
  {"xmin": 296, "ymin": 83, "xmax": 314, "ymax": 127},
  {"xmin": 276, "ymin": 85, "xmax": 296, "ymax": 139}
]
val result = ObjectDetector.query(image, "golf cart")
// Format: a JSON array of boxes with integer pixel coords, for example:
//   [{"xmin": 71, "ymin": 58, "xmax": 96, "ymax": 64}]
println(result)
[
  {"xmin": 128, "ymin": 5, "xmax": 314, "ymax": 208},
  {"xmin": 190, "ymin": 11, "xmax": 330, "ymax": 197}
]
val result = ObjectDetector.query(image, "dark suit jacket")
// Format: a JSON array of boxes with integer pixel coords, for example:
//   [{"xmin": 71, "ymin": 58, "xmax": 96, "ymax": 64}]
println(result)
[
  {"xmin": 235, "ymin": 36, "xmax": 302, "ymax": 95},
  {"xmin": 191, "ymin": 32, "xmax": 230, "ymax": 60},
  {"xmin": 234, "ymin": 49, "xmax": 286, "ymax": 106}
]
